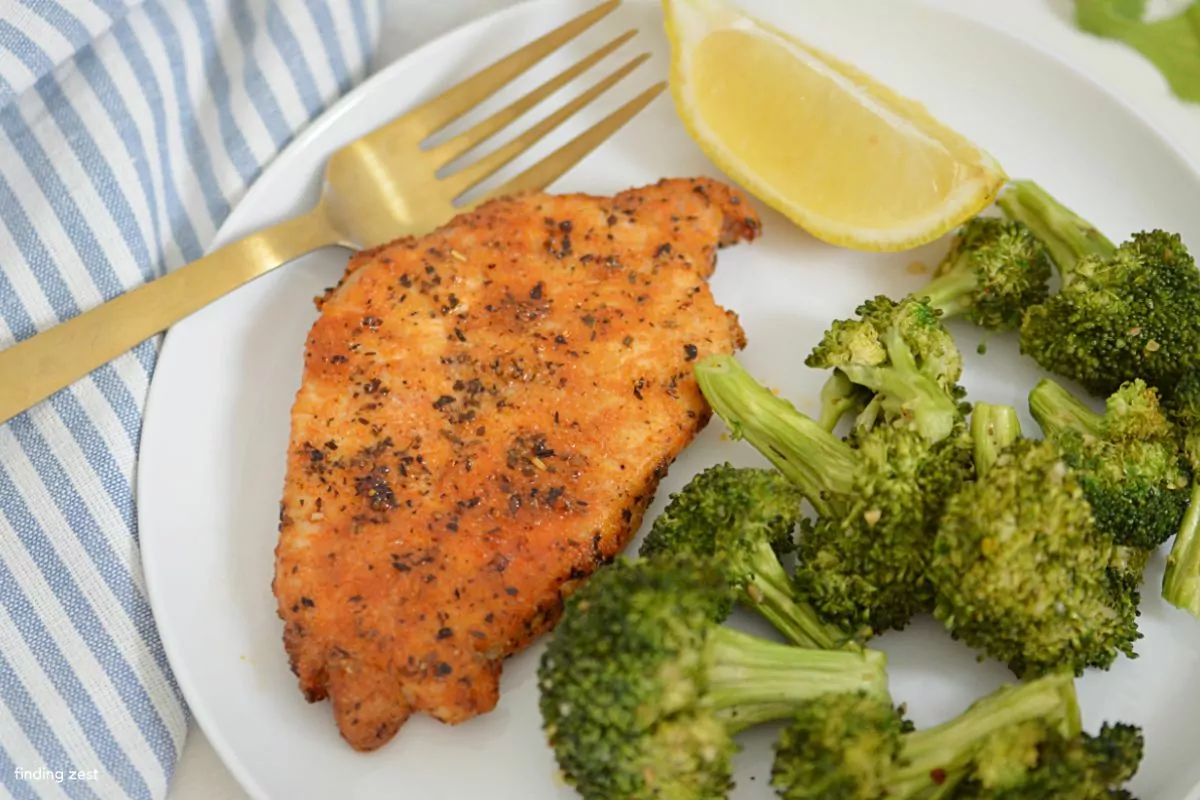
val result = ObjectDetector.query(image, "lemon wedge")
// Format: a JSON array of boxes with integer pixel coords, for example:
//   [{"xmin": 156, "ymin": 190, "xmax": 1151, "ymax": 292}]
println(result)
[{"xmin": 662, "ymin": 0, "xmax": 1007, "ymax": 251}]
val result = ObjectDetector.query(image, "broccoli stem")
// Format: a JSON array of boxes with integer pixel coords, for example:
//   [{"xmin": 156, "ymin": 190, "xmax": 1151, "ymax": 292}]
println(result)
[
  {"xmin": 817, "ymin": 371, "xmax": 866, "ymax": 433},
  {"xmin": 720, "ymin": 701, "xmax": 806, "ymax": 733},
  {"xmin": 695, "ymin": 355, "xmax": 856, "ymax": 517},
  {"xmin": 888, "ymin": 674, "xmax": 1081, "ymax": 797},
  {"xmin": 705, "ymin": 626, "xmax": 890, "ymax": 734},
  {"xmin": 996, "ymin": 181, "xmax": 1115, "ymax": 281},
  {"xmin": 971, "ymin": 403, "xmax": 1023, "ymax": 478},
  {"xmin": 919, "ymin": 256, "xmax": 980, "ymax": 320},
  {"xmin": 1029, "ymin": 378, "xmax": 1104, "ymax": 440},
  {"xmin": 1163, "ymin": 483, "xmax": 1200, "ymax": 616},
  {"xmin": 839, "ymin": 362, "xmax": 959, "ymax": 443},
  {"xmin": 745, "ymin": 540, "xmax": 851, "ymax": 651}
]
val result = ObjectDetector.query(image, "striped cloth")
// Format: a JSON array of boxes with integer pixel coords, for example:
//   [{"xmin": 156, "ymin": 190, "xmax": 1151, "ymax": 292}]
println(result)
[{"xmin": 0, "ymin": 2, "xmax": 383, "ymax": 798}]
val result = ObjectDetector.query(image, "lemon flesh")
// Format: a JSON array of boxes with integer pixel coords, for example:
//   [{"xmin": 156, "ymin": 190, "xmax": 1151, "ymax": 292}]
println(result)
[{"xmin": 665, "ymin": 0, "xmax": 1007, "ymax": 251}]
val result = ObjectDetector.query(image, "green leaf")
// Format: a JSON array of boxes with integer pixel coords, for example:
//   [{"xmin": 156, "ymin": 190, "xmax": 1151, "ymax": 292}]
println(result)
[
  {"xmin": 1108, "ymin": 0, "xmax": 1146, "ymax": 18},
  {"xmin": 1075, "ymin": 0, "xmax": 1200, "ymax": 103}
]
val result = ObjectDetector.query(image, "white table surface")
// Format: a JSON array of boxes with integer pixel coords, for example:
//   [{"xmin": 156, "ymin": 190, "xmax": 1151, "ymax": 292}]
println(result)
[{"xmin": 163, "ymin": 1, "xmax": 1200, "ymax": 798}]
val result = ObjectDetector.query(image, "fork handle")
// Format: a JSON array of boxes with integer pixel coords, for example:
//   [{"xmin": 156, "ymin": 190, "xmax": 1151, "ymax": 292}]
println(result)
[{"xmin": 0, "ymin": 208, "xmax": 343, "ymax": 424}]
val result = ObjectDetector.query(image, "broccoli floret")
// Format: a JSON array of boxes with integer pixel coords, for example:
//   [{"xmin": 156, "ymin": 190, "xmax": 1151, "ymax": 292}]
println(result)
[
  {"xmin": 770, "ymin": 674, "xmax": 1104, "ymax": 799},
  {"xmin": 996, "ymin": 180, "xmax": 1115, "ymax": 275},
  {"xmin": 537, "ymin": 555, "xmax": 890, "ymax": 800},
  {"xmin": 639, "ymin": 464, "xmax": 853, "ymax": 650},
  {"xmin": 999, "ymin": 181, "xmax": 1200, "ymax": 397},
  {"xmin": 770, "ymin": 692, "xmax": 904, "ymax": 799},
  {"xmin": 696, "ymin": 354, "xmax": 974, "ymax": 636},
  {"xmin": 805, "ymin": 295, "xmax": 965, "ymax": 443},
  {"xmin": 956, "ymin": 723, "xmax": 1145, "ymax": 799},
  {"xmin": 795, "ymin": 422, "xmax": 974, "ymax": 635},
  {"xmin": 1020, "ymin": 230, "xmax": 1200, "ymax": 397},
  {"xmin": 1030, "ymin": 377, "xmax": 1190, "ymax": 550},
  {"xmin": 918, "ymin": 217, "xmax": 1053, "ymax": 331},
  {"xmin": 1162, "ymin": 369, "xmax": 1200, "ymax": 616},
  {"xmin": 930, "ymin": 404, "xmax": 1142, "ymax": 678},
  {"xmin": 1109, "ymin": 544, "xmax": 1151, "ymax": 610}
]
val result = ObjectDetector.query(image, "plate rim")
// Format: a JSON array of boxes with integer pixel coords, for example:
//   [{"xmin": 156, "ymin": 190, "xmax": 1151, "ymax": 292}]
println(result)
[{"xmin": 136, "ymin": 2, "xmax": 1200, "ymax": 798}]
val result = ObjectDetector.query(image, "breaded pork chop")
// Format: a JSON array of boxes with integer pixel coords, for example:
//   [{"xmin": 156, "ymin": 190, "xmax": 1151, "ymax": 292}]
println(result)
[{"xmin": 273, "ymin": 177, "xmax": 760, "ymax": 752}]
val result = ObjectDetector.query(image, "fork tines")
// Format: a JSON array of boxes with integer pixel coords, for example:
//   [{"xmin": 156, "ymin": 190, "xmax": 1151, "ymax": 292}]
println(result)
[{"xmin": 401, "ymin": 0, "xmax": 666, "ymax": 203}]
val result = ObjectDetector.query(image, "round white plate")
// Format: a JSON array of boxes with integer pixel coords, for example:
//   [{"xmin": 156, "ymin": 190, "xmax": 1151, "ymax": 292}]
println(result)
[{"xmin": 138, "ymin": 1, "xmax": 1200, "ymax": 798}]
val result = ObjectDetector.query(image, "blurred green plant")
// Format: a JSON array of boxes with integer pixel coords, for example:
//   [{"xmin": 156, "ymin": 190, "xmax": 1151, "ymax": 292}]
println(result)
[{"xmin": 1075, "ymin": 0, "xmax": 1200, "ymax": 103}]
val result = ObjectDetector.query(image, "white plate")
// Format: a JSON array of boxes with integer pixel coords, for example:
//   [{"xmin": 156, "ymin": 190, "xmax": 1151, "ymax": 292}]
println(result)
[{"xmin": 138, "ymin": 1, "xmax": 1200, "ymax": 798}]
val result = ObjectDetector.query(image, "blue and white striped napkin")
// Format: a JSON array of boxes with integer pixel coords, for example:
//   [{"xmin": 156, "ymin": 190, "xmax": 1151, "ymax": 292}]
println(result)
[{"xmin": 0, "ymin": 2, "xmax": 382, "ymax": 797}]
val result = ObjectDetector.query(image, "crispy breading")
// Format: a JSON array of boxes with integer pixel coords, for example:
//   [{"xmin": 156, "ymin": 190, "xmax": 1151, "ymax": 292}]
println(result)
[{"xmin": 273, "ymin": 177, "xmax": 760, "ymax": 751}]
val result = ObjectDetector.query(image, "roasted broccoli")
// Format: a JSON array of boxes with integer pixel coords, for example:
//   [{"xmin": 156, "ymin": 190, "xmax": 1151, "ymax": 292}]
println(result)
[
  {"xmin": 1109, "ymin": 543, "xmax": 1152, "ymax": 608},
  {"xmin": 805, "ymin": 295, "xmax": 965, "ymax": 444},
  {"xmin": 918, "ymin": 216, "xmax": 1053, "ymax": 331},
  {"xmin": 930, "ymin": 403, "xmax": 1142, "ymax": 678},
  {"xmin": 999, "ymin": 180, "xmax": 1200, "ymax": 397},
  {"xmin": 1163, "ymin": 369, "xmax": 1200, "ymax": 616},
  {"xmin": 695, "ymin": 354, "xmax": 857, "ymax": 518},
  {"xmin": 639, "ymin": 463, "xmax": 853, "ymax": 649},
  {"xmin": 817, "ymin": 369, "xmax": 873, "ymax": 432},
  {"xmin": 996, "ymin": 179, "xmax": 1115, "ymax": 275},
  {"xmin": 537, "ymin": 554, "xmax": 890, "ymax": 800},
  {"xmin": 771, "ymin": 673, "xmax": 1140, "ymax": 799},
  {"xmin": 1030, "ymin": 377, "xmax": 1190, "ymax": 551},
  {"xmin": 968, "ymin": 400, "xmax": 1024, "ymax": 477},
  {"xmin": 953, "ymin": 722, "xmax": 1145, "ymax": 799},
  {"xmin": 696, "ymin": 354, "xmax": 974, "ymax": 635},
  {"xmin": 797, "ymin": 423, "xmax": 975, "ymax": 635}
]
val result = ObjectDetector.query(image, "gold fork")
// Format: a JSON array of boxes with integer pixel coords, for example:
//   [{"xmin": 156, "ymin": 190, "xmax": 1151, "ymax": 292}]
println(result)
[{"xmin": 0, "ymin": 0, "xmax": 663, "ymax": 424}]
